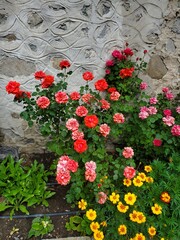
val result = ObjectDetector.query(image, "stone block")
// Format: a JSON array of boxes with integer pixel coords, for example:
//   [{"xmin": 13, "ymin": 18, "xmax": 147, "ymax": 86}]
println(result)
[{"xmin": 147, "ymin": 55, "xmax": 167, "ymax": 79}]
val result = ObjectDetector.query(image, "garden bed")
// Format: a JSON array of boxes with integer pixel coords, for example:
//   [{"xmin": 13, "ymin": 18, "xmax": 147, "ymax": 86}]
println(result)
[{"xmin": 0, "ymin": 184, "xmax": 80, "ymax": 239}]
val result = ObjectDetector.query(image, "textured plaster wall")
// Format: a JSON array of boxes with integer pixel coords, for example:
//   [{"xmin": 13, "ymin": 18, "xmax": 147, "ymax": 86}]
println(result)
[{"xmin": 0, "ymin": 0, "xmax": 179, "ymax": 155}]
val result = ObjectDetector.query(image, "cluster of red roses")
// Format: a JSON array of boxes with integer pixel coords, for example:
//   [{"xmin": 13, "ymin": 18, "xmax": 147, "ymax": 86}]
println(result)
[{"xmin": 6, "ymin": 81, "xmax": 31, "ymax": 99}]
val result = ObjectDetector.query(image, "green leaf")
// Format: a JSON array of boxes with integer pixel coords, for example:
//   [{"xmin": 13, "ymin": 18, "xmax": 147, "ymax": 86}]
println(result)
[
  {"xmin": 0, "ymin": 202, "xmax": 11, "ymax": 212},
  {"xmin": 19, "ymin": 205, "xmax": 29, "ymax": 215},
  {"xmin": 72, "ymin": 216, "xmax": 82, "ymax": 224}
]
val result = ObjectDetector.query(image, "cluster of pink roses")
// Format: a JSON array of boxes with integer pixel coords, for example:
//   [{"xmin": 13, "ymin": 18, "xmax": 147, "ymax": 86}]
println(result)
[
  {"xmin": 85, "ymin": 161, "xmax": 97, "ymax": 182},
  {"xmin": 56, "ymin": 155, "xmax": 78, "ymax": 185},
  {"xmin": 138, "ymin": 86, "xmax": 180, "ymax": 142},
  {"xmin": 139, "ymin": 106, "xmax": 157, "ymax": 119}
]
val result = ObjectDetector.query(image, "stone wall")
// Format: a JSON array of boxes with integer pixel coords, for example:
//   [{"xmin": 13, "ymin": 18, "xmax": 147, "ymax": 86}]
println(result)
[{"xmin": 0, "ymin": 0, "xmax": 179, "ymax": 156}]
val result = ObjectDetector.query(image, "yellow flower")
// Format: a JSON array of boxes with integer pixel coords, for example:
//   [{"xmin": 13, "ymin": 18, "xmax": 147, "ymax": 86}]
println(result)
[
  {"xmin": 136, "ymin": 212, "xmax": 146, "ymax": 223},
  {"xmin": 134, "ymin": 233, "xmax": 146, "ymax": 240},
  {"xmin": 160, "ymin": 238, "xmax": 165, "ymax": 240},
  {"xmin": 117, "ymin": 201, "xmax": 129, "ymax": 213},
  {"xmin": 93, "ymin": 230, "xmax": 104, "ymax": 240},
  {"xmin": 86, "ymin": 209, "xmax": 97, "ymax": 221},
  {"xmin": 138, "ymin": 172, "xmax": 146, "ymax": 181},
  {"xmin": 144, "ymin": 165, "xmax": 152, "ymax": 172},
  {"xmin": 148, "ymin": 226, "xmax": 156, "ymax": 236},
  {"xmin": 129, "ymin": 210, "xmax": 138, "ymax": 222},
  {"xmin": 109, "ymin": 192, "xmax": 120, "ymax": 204},
  {"xmin": 123, "ymin": 178, "xmax": 132, "ymax": 187},
  {"xmin": 78, "ymin": 199, "xmax": 87, "ymax": 210},
  {"xmin": 118, "ymin": 224, "xmax": 127, "ymax": 235},
  {"xmin": 145, "ymin": 176, "xmax": 154, "ymax": 183},
  {"xmin": 133, "ymin": 177, "xmax": 143, "ymax": 187},
  {"xmin": 90, "ymin": 222, "xmax": 100, "ymax": 232},
  {"xmin": 100, "ymin": 221, "xmax": 107, "ymax": 227},
  {"xmin": 124, "ymin": 192, "xmax": 137, "ymax": 205},
  {"xmin": 151, "ymin": 203, "xmax": 162, "ymax": 215}
]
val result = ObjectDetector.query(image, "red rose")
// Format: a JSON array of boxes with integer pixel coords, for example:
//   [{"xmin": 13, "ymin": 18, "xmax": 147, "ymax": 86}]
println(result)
[
  {"xmin": 82, "ymin": 71, "xmax": 94, "ymax": 81},
  {"xmin": 59, "ymin": 59, "xmax": 71, "ymax": 69},
  {"xmin": 74, "ymin": 139, "xmax": 88, "ymax": 153},
  {"xmin": 94, "ymin": 79, "xmax": 108, "ymax": 91},
  {"xmin": 84, "ymin": 115, "xmax": 99, "ymax": 128},
  {"xmin": 34, "ymin": 71, "xmax": 46, "ymax": 80},
  {"xmin": 123, "ymin": 48, "xmax": 133, "ymax": 56},
  {"xmin": 36, "ymin": 96, "xmax": 50, "ymax": 109},
  {"xmin": 6, "ymin": 81, "xmax": 20, "ymax": 94},
  {"xmin": 106, "ymin": 60, "xmax": 114, "ymax": 67},
  {"xmin": 70, "ymin": 91, "xmax": 80, "ymax": 100},
  {"xmin": 107, "ymin": 87, "xmax": 117, "ymax": 93},
  {"xmin": 153, "ymin": 139, "xmax": 162, "ymax": 147},
  {"xmin": 119, "ymin": 67, "xmax": 134, "ymax": 79},
  {"xmin": 15, "ymin": 90, "xmax": 31, "ymax": 99},
  {"xmin": 41, "ymin": 75, "xmax": 54, "ymax": 88}
]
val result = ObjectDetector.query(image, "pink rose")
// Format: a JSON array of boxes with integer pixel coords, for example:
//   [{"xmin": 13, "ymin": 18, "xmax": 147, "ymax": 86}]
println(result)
[
  {"xmin": 171, "ymin": 125, "xmax": 180, "ymax": 136},
  {"xmin": 140, "ymin": 106, "xmax": 149, "ymax": 112},
  {"xmin": 162, "ymin": 116, "xmax": 175, "ymax": 126},
  {"xmin": 82, "ymin": 93, "xmax": 93, "ymax": 104},
  {"xmin": 139, "ymin": 111, "xmax": 149, "ymax": 120},
  {"xmin": 123, "ymin": 166, "xmax": 136, "ymax": 179},
  {"xmin": 162, "ymin": 87, "xmax": 169, "ymax": 93},
  {"xmin": 140, "ymin": 82, "xmax": 148, "ymax": 90},
  {"xmin": 72, "ymin": 130, "xmax": 84, "ymax": 140},
  {"xmin": 85, "ymin": 170, "xmax": 96, "ymax": 182},
  {"xmin": 55, "ymin": 91, "xmax": 69, "ymax": 103},
  {"xmin": 110, "ymin": 91, "xmax": 121, "ymax": 101},
  {"xmin": 36, "ymin": 96, "xmax": 50, "ymax": 109},
  {"xmin": 176, "ymin": 106, "xmax": 180, "ymax": 114},
  {"xmin": 99, "ymin": 124, "xmax": 110, "ymax": 137},
  {"xmin": 97, "ymin": 192, "xmax": 107, "ymax": 204},
  {"xmin": 100, "ymin": 99, "xmax": 110, "ymax": 110},
  {"xmin": 56, "ymin": 169, "xmax": 71, "ymax": 185},
  {"xmin": 153, "ymin": 139, "xmax": 162, "ymax": 147},
  {"xmin": 148, "ymin": 106, "xmax": 157, "ymax": 115},
  {"xmin": 113, "ymin": 113, "xmax": 125, "ymax": 123},
  {"xmin": 122, "ymin": 147, "xmax": 134, "ymax": 159},
  {"xmin": 149, "ymin": 97, "xmax": 158, "ymax": 104},
  {"xmin": 66, "ymin": 118, "xmax": 79, "ymax": 131},
  {"xmin": 75, "ymin": 106, "xmax": 88, "ymax": 117},
  {"xmin": 85, "ymin": 161, "xmax": 96, "ymax": 171},
  {"xmin": 163, "ymin": 109, "xmax": 172, "ymax": 116},
  {"xmin": 165, "ymin": 92, "xmax": 174, "ymax": 100}
]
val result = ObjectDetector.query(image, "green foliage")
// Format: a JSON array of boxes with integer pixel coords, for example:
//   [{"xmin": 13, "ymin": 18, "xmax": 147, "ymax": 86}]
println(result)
[
  {"xmin": 28, "ymin": 216, "xmax": 54, "ymax": 238},
  {"xmin": 0, "ymin": 155, "xmax": 55, "ymax": 219}
]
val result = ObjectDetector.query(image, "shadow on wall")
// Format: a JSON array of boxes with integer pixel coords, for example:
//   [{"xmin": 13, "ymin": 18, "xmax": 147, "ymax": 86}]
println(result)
[{"xmin": 0, "ymin": 129, "xmax": 19, "ymax": 160}]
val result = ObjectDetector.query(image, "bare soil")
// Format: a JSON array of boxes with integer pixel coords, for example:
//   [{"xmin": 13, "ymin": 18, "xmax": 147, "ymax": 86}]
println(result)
[{"xmin": 0, "ymin": 184, "xmax": 80, "ymax": 240}]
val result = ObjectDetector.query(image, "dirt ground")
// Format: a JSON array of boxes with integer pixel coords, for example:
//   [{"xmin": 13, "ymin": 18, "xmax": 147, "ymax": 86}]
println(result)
[
  {"xmin": 0, "ymin": 184, "xmax": 80, "ymax": 240},
  {"xmin": 0, "ymin": 153, "xmax": 81, "ymax": 240}
]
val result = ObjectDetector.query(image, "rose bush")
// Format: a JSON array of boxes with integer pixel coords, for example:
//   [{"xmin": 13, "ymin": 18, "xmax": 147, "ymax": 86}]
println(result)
[{"xmin": 6, "ymin": 45, "xmax": 180, "ymax": 240}]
